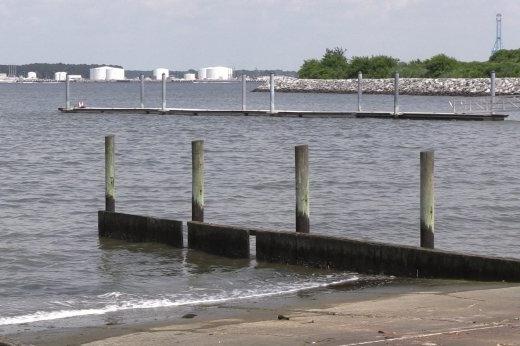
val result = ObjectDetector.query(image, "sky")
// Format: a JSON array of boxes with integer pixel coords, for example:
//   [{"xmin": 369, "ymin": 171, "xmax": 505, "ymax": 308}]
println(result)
[{"xmin": 1, "ymin": 0, "xmax": 519, "ymax": 70}]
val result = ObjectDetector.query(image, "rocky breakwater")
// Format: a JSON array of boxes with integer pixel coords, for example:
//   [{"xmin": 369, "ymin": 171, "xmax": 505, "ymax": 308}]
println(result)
[{"xmin": 254, "ymin": 76, "xmax": 520, "ymax": 96}]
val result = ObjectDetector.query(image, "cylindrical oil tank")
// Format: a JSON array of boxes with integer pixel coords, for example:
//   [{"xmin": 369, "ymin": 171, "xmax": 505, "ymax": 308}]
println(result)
[
  {"xmin": 54, "ymin": 72, "xmax": 67, "ymax": 81},
  {"xmin": 90, "ymin": 67, "xmax": 109, "ymax": 81},
  {"xmin": 27, "ymin": 71, "xmax": 37, "ymax": 79},
  {"xmin": 184, "ymin": 73, "xmax": 196, "ymax": 80},
  {"xmin": 198, "ymin": 68, "xmax": 207, "ymax": 80},
  {"xmin": 106, "ymin": 67, "xmax": 125, "ymax": 81},
  {"xmin": 153, "ymin": 68, "xmax": 169, "ymax": 80}
]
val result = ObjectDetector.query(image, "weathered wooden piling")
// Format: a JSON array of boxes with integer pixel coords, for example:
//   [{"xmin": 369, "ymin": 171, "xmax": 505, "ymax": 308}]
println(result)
[
  {"xmin": 192, "ymin": 140, "xmax": 204, "ymax": 222},
  {"xmin": 490, "ymin": 71, "xmax": 496, "ymax": 114},
  {"xmin": 242, "ymin": 75, "xmax": 247, "ymax": 111},
  {"xmin": 295, "ymin": 145, "xmax": 309, "ymax": 233},
  {"xmin": 357, "ymin": 71, "xmax": 362, "ymax": 112},
  {"xmin": 420, "ymin": 150, "xmax": 434, "ymax": 248},
  {"xmin": 140, "ymin": 74, "xmax": 144, "ymax": 108},
  {"xmin": 394, "ymin": 72, "xmax": 400, "ymax": 115},
  {"xmin": 161, "ymin": 73, "xmax": 166, "ymax": 110},
  {"xmin": 269, "ymin": 73, "xmax": 275, "ymax": 114},
  {"xmin": 105, "ymin": 135, "xmax": 115, "ymax": 212},
  {"xmin": 65, "ymin": 75, "xmax": 71, "ymax": 110}
]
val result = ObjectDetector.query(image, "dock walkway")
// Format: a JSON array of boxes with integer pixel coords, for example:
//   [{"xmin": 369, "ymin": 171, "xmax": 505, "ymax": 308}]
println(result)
[{"xmin": 58, "ymin": 107, "xmax": 508, "ymax": 121}]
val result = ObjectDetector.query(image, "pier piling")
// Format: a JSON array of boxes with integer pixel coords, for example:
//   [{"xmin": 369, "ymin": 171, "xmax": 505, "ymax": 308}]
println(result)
[
  {"xmin": 357, "ymin": 71, "xmax": 362, "ymax": 112},
  {"xmin": 270, "ymin": 73, "xmax": 275, "ymax": 114},
  {"xmin": 140, "ymin": 74, "xmax": 144, "ymax": 108},
  {"xmin": 242, "ymin": 75, "xmax": 247, "ymax": 111},
  {"xmin": 105, "ymin": 135, "xmax": 116, "ymax": 212},
  {"xmin": 295, "ymin": 145, "xmax": 310, "ymax": 233},
  {"xmin": 192, "ymin": 140, "xmax": 204, "ymax": 222},
  {"xmin": 65, "ymin": 75, "xmax": 70, "ymax": 110},
  {"xmin": 161, "ymin": 73, "xmax": 166, "ymax": 110},
  {"xmin": 420, "ymin": 150, "xmax": 434, "ymax": 248},
  {"xmin": 394, "ymin": 72, "xmax": 400, "ymax": 115},
  {"xmin": 490, "ymin": 71, "xmax": 496, "ymax": 114}
]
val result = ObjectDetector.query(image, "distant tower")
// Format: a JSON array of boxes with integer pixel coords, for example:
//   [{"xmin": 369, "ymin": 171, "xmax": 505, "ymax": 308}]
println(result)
[{"xmin": 492, "ymin": 13, "xmax": 503, "ymax": 54}]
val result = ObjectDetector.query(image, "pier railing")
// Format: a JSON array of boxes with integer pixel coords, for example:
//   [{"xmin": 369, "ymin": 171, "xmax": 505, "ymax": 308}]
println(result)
[{"xmin": 450, "ymin": 95, "xmax": 520, "ymax": 114}]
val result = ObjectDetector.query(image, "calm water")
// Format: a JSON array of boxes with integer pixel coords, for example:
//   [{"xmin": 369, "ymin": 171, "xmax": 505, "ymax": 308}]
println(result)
[{"xmin": 1, "ymin": 82, "xmax": 520, "ymax": 330}]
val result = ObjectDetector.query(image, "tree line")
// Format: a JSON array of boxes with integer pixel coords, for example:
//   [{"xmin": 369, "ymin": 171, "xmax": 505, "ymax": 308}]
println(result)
[{"xmin": 298, "ymin": 48, "xmax": 520, "ymax": 79}]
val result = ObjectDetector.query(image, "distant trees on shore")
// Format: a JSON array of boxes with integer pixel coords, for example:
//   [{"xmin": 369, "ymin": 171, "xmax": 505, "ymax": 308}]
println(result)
[{"xmin": 298, "ymin": 48, "xmax": 520, "ymax": 79}]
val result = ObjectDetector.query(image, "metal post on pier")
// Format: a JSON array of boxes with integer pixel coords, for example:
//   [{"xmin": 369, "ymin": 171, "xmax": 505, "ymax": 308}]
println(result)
[
  {"xmin": 420, "ymin": 150, "xmax": 434, "ymax": 249},
  {"xmin": 357, "ymin": 71, "xmax": 362, "ymax": 112},
  {"xmin": 65, "ymin": 75, "xmax": 71, "ymax": 110},
  {"xmin": 490, "ymin": 70, "xmax": 496, "ymax": 114},
  {"xmin": 295, "ymin": 145, "xmax": 309, "ymax": 233},
  {"xmin": 192, "ymin": 140, "xmax": 204, "ymax": 222},
  {"xmin": 393, "ymin": 72, "xmax": 400, "ymax": 115},
  {"xmin": 140, "ymin": 74, "xmax": 144, "ymax": 108},
  {"xmin": 105, "ymin": 135, "xmax": 116, "ymax": 212},
  {"xmin": 242, "ymin": 74, "xmax": 247, "ymax": 111},
  {"xmin": 161, "ymin": 73, "xmax": 166, "ymax": 110},
  {"xmin": 270, "ymin": 73, "xmax": 275, "ymax": 114}
]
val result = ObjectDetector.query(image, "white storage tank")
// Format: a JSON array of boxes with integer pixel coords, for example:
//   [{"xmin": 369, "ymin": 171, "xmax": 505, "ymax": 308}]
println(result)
[
  {"xmin": 198, "ymin": 66, "xmax": 233, "ymax": 80},
  {"xmin": 68, "ymin": 75, "xmax": 82, "ymax": 81},
  {"xmin": 90, "ymin": 66, "xmax": 109, "ymax": 81},
  {"xmin": 27, "ymin": 71, "xmax": 37, "ymax": 79},
  {"xmin": 184, "ymin": 73, "xmax": 196, "ymax": 80},
  {"xmin": 153, "ymin": 68, "xmax": 169, "ymax": 80},
  {"xmin": 106, "ymin": 67, "xmax": 125, "ymax": 81},
  {"xmin": 54, "ymin": 72, "xmax": 67, "ymax": 81}
]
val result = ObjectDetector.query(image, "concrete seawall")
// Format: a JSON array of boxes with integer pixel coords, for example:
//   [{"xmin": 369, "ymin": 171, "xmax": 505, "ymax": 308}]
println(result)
[
  {"xmin": 256, "ymin": 229, "xmax": 520, "ymax": 282},
  {"xmin": 98, "ymin": 211, "xmax": 183, "ymax": 247},
  {"xmin": 187, "ymin": 221, "xmax": 250, "ymax": 258},
  {"xmin": 254, "ymin": 76, "xmax": 520, "ymax": 96}
]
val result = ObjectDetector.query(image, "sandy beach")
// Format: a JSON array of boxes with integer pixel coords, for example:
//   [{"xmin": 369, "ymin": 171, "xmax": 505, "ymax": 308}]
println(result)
[{"xmin": 4, "ymin": 279, "xmax": 520, "ymax": 345}]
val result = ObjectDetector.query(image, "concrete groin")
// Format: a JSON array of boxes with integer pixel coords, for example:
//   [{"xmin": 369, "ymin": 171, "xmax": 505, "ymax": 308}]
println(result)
[{"xmin": 254, "ymin": 76, "xmax": 520, "ymax": 96}]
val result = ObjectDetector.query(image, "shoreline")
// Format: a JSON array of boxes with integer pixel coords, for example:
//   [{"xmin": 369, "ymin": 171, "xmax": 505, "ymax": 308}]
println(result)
[
  {"xmin": 254, "ymin": 76, "xmax": 520, "ymax": 96},
  {"xmin": 5, "ymin": 279, "xmax": 520, "ymax": 345}
]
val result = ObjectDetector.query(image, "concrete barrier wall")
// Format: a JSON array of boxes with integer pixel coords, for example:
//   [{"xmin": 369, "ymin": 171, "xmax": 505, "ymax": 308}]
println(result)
[
  {"xmin": 98, "ymin": 211, "xmax": 183, "ymax": 247},
  {"xmin": 187, "ymin": 221, "xmax": 250, "ymax": 258},
  {"xmin": 256, "ymin": 230, "xmax": 520, "ymax": 282}
]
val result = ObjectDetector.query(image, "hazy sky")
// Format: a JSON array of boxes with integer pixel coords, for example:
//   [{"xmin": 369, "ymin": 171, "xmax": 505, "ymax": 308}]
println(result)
[{"xmin": 1, "ymin": 0, "xmax": 519, "ymax": 70}]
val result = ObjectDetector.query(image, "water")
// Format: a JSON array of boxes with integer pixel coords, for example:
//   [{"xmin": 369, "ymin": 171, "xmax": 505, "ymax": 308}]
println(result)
[{"xmin": 1, "ymin": 82, "xmax": 520, "ymax": 330}]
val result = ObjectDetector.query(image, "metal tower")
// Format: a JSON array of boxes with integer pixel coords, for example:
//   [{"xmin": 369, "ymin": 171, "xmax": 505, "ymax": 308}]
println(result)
[{"xmin": 492, "ymin": 13, "xmax": 503, "ymax": 54}]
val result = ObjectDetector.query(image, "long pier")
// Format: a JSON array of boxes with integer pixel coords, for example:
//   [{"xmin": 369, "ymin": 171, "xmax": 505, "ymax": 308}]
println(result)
[
  {"xmin": 59, "ymin": 107, "xmax": 508, "ymax": 121},
  {"xmin": 58, "ymin": 72, "xmax": 509, "ymax": 121}
]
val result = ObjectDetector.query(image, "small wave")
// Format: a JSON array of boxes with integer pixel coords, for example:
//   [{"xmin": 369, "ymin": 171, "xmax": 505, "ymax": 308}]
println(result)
[{"xmin": 0, "ymin": 277, "xmax": 358, "ymax": 326}]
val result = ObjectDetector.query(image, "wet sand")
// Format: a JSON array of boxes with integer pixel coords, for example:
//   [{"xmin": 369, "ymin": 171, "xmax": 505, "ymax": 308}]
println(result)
[{"xmin": 4, "ymin": 279, "xmax": 520, "ymax": 345}]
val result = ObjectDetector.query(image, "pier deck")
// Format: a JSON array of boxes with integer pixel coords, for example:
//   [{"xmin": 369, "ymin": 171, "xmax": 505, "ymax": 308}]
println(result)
[{"xmin": 58, "ymin": 107, "xmax": 508, "ymax": 121}]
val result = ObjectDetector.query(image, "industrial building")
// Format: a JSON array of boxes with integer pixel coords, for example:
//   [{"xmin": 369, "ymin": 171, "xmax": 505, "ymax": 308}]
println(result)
[
  {"xmin": 198, "ymin": 66, "xmax": 233, "ymax": 80},
  {"xmin": 89, "ymin": 66, "xmax": 125, "ymax": 81},
  {"xmin": 54, "ymin": 72, "xmax": 67, "ymax": 81},
  {"xmin": 152, "ymin": 68, "xmax": 169, "ymax": 80}
]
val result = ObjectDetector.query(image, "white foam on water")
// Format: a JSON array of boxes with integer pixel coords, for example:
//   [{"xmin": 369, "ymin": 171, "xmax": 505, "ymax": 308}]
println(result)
[{"xmin": 0, "ymin": 277, "xmax": 358, "ymax": 326}]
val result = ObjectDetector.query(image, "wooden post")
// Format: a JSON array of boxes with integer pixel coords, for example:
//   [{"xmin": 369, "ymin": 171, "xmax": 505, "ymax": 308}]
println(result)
[
  {"xmin": 161, "ymin": 73, "xmax": 166, "ymax": 110},
  {"xmin": 393, "ymin": 72, "xmax": 400, "ymax": 115},
  {"xmin": 140, "ymin": 74, "xmax": 144, "ymax": 108},
  {"xmin": 295, "ymin": 145, "xmax": 309, "ymax": 233},
  {"xmin": 105, "ymin": 135, "xmax": 115, "ymax": 212},
  {"xmin": 65, "ymin": 75, "xmax": 70, "ymax": 110},
  {"xmin": 192, "ymin": 140, "xmax": 204, "ymax": 222},
  {"xmin": 420, "ymin": 150, "xmax": 434, "ymax": 248},
  {"xmin": 269, "ymin": 73, "xmax": 275, "ymax": 114},
  {"xmin": 242, "ymin": 74, "xmax": 247, "ymax": 111},
  {"xmin": 357, "ymin": 71, "xmax": 362, "ymax": 112},
  {"xmin": 490, "ymin": 70, "xmax": 496, "ymax": 114}
]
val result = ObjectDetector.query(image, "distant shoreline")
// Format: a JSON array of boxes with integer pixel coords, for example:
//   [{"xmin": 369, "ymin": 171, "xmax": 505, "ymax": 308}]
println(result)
[{"xmin": 254, "ymin": 76, "xmax": 520, "ymax": 96}]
